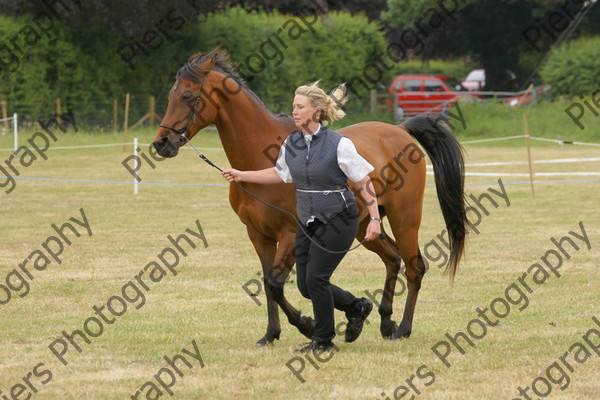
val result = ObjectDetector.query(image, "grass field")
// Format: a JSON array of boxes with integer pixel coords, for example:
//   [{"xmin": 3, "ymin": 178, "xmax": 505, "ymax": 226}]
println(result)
[{"xmin": 0, "ymin": 125, "xmax": 598, "ymax": 400}]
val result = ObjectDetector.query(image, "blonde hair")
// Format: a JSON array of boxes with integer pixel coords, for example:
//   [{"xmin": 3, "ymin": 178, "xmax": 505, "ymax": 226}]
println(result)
[{"xmin": 294, "ymin": 81, "xmax": 348, "ymax": 126}]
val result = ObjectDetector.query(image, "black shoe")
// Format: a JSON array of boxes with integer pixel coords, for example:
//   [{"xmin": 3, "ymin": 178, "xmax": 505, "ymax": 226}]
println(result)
[
  {"xmin": 345, "ymin": 298, "xmax": 373, "ymax": 343},
  {"xmin": 295, "ymin": 339, "xmax": 336, "ymax": 353}
]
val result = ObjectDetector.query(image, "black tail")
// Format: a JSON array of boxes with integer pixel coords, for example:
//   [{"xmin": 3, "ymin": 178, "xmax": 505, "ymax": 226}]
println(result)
[{"xmin": 401, "ymin": 114, "xmax": 467, "ymax": 279}]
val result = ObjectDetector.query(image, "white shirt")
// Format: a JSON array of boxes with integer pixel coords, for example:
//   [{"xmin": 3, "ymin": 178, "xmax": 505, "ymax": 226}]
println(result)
[{"xmin": 274, "ymin": 125, "xmax": 374, "ymax": 184}]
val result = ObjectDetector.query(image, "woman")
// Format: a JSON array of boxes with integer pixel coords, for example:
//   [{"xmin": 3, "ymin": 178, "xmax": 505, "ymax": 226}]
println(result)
[{"xmin": 222, "ymin": 81, "xmax": 381, "ymax": 352}]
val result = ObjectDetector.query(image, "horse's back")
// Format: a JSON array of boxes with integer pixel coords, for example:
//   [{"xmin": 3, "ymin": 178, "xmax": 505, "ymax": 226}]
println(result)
[
  {"xmin": 339, "ymin": 121, "xmax": 426, "ymax": 179},
  {"xmin": 339, "ymin": 121, "xmax": 427, "ymax": 221}
]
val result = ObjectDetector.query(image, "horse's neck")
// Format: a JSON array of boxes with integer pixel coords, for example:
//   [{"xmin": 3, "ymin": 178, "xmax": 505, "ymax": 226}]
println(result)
[{"xmin": 214, "ymin": 83, "xmax": 294, "ymax": 170}]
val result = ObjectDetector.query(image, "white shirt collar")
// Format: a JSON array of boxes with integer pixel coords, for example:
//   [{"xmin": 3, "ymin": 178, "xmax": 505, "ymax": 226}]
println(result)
[{"xmin": 304, "ymin": 124, "xmax": 322, "ymax": 143}]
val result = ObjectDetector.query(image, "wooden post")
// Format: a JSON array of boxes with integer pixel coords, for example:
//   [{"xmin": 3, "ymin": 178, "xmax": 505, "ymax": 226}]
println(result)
[
  {"xmin": 113, "ymin": 99, "xmax": 118, "ymax": 132},
  {"xmin": 56, "ymin": 97, "xmax": 62, "ymax": 130},
  {"xmin": 1, "ymin": 100, "xmax": 7, "ymax": 134},
  {"xmin": 123, "ymin": 93, "xmax": 130, "ymax": 150},
  {"xmin": 149, "ymin": 96, "xmax": 156, "ymax": 127},
  {"xmin": 13, "ymin": 113, "xmax": 17, "ymax": 153},
  {"xmin": 133, "ymin": 137, "xmax": 139, "ymax": 195},
  {"xmin": 370, "ymin": 89, "xmax": 377, "ymax": 113},
  {"xmin": 523, "ymin": 114, "xmax": 535, "ymax": 198}
]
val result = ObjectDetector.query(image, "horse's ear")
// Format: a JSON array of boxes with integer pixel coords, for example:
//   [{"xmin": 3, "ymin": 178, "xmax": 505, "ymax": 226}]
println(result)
[{"xmin": 199, "ymin": 52, "xmax": 219, "ymax": 73}]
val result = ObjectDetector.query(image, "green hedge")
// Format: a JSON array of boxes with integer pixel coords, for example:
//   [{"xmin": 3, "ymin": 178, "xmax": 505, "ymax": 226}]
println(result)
[
  {"xmin": 0, "ymin": 7, "xmax": 480, "ymax": 128},
  {"xmin": 389, "ymin": 59, "xmax": 476, "ymax": 82},
  {"xmin": 1, "ymin": 7, "xmax": 390, "ymax": 127},
  {"xmin": 0, "ymin": 13, "xmax": 201, "ymax": 127},
  {"xmin": 0, "ymin": 15, "xmax": 87, "ymax": 118},
  {"xmin": 540, "ymin": 36, "xmax": 600, "ymax": 96},
  {"xmin": 197, "ymin": 7, "xmax": 389, "ymax": 112}
]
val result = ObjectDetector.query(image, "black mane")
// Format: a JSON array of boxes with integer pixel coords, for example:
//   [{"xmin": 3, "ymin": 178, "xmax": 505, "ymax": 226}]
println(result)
[
  {"xmin": 176, "ymin": 49, "xmax": 291, "ymax": 120},
  {"xmin": 177, "ymin": 49, "xmax": 240, "ymax": 83}
]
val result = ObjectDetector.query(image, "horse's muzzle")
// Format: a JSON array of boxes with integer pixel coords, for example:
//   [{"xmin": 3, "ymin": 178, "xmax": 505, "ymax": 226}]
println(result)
[{"xmin": 153, "ymin": 135, "xmax": 180, "ymax": 158}]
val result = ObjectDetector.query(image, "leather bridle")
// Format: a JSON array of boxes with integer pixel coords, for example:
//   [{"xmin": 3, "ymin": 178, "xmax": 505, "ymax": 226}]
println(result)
[{"xmin": 159, "ymin": 80, "xmax": 205, "ymax": 141}]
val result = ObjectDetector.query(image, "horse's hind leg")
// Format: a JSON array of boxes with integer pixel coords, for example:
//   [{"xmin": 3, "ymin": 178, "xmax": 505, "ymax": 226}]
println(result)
[
  {"xmin": 356, "ymin": 218, "xmax": 403, "ymax": 338},
  {"xmin": 389, "ymin": 225, "xmax": 426, "ymax": 339}
]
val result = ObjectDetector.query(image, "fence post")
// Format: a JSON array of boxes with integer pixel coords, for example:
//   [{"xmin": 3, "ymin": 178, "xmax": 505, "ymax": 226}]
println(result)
[
  {"xmin": 1, "ymin": 100, "xmax": 7, "ymax": 135},
  {"xmin": 149, "ymin": 96, "xmax": 155, "ymax": 127},
  {"xmin": 113, "ymin": 99, "xmax": 118, "ymax": 132},
  {"xmin": 123, "ymin": 93, "xmax": 130, "ymax": 150},
  {"xmin": 523, "ymin": 114, "xmax": 535, "ymax": 198},
  {"xmin": 133, "ymin": 137, "xmax": 139, "ymax": 195},
  {"xmin": 13, "ymin": 113, "xmax": 18, "ymax": 153},
  {"xmin": 370, "ymin": 89, "xmax": 377, "ymax": 113},
  {"xmin": 56, "ymin": 97, "xmax": 62, "ymax": 130}
]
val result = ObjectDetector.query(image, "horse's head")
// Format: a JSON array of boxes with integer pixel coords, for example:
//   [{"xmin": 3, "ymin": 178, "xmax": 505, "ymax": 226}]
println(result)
[{"xmin": 153, "ymin": 50, "xmax": 224, "ymax": 158}]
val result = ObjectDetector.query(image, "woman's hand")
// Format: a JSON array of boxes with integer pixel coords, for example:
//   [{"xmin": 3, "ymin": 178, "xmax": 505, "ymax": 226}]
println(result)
[
  {"xmin": 365, "ymin": 218, "xmax": 381, "ymax": 241},
  {"xmin": 355, "ymin": 175, "xmax": 381, "ymax": 241},
  {"xmin": 221, "ymin": 167, "xmax": 283, "ymax": 184},
  {"xmin": 221, "ymin": 168, "xmax": 243, "ymax": 182}
]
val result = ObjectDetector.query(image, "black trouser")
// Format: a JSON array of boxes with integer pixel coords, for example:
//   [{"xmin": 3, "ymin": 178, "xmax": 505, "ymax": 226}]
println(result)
[{"xmin": 296, "ymin": 206, "xmax": 360, "ymax": 342}]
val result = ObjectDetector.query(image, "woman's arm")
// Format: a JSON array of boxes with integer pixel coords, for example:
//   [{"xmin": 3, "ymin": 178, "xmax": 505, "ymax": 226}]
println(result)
[
  {"xmin": 356, "ymin": 174, "xmax": 382, "ymax": 241},
  {"xmin": 221, "ymin": 167, "xmax": 283, "ymax": 185}
]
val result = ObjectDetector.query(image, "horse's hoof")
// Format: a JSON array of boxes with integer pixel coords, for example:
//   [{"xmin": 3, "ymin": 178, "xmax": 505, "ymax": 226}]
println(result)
[
  {"xmin": 298, "ymin": 316, "xmax": 315, "ymax": 339},
  {"xmin": 256, "ymin": 332, "xmax": 280, "ymax": 347},
  {"xmin": 393, "ymin": 325, "xmax": 412, "ymax": 339},
  {"xmin": 380, "ymin": 320, "xmax": 398, "ymax": 339},
  {"xmin": 256, "ymin": 338, "xmax": 273, "ymax": 347}
]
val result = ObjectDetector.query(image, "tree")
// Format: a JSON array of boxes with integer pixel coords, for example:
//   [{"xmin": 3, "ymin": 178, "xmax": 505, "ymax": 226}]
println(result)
[
  {"xmin": 382, "ymin": 0, "xmax": 600, "ymax": 90},
  {"xmin": 212, "ymin": 0, "xmax": 388, "ymax": 20},
  {"xmin": 0, "ymin": 0, "xmax": 218, "ymax": 36},
  {"xmin": 0, "ymin": 1, "xmax": 213, "ymax": 125},
  {"xmin": 197, "ymin": 7, "xmax": 389, "ymax": 109}
]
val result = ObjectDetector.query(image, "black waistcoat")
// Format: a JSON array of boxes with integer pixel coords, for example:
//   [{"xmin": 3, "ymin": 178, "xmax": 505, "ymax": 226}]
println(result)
[{"xmin": 285, "ymin": 126, "xmax": 356, "ymax": 224}]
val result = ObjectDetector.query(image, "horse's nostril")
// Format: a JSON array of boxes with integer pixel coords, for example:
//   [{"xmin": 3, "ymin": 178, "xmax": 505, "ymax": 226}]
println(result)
[
  {"xmin": 154, "ymin": 136, "xmax": 168, "ymax": 148},
  {"xmin": 151, "ymin": 137, "xmax": 164, "ymax": 153}
]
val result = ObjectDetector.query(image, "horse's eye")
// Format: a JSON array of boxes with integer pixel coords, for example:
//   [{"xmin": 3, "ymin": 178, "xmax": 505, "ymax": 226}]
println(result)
[{"xmin": 182, "ymin": 93, "xmax": 192, "ymax": 101}]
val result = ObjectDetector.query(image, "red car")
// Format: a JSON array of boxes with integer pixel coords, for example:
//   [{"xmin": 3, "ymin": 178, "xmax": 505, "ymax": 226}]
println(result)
[{"xmin": 388, "ymin": 74, "xmax": 480, "ymax": 119}]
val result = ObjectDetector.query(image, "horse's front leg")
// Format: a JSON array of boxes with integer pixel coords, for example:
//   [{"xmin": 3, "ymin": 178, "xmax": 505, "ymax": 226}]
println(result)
[
  {"xmin": 264, "ymin": 230, "xmax": 315, "ymax": 340},
  {"xmin": 246, "ymin": 226, "xmax": 282, "ymax": 346}
]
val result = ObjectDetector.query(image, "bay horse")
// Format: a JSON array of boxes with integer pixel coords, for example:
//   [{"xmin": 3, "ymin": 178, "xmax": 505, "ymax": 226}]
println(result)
[{"xmin": 152, "ymin": 49, "xmax": 468, "ymax": 346}]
